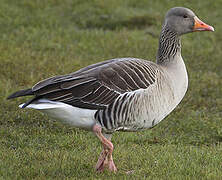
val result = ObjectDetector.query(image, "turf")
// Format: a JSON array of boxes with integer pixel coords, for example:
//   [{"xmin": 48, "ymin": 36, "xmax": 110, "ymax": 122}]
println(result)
[{"xmin": 1, "ymin": 0, "xmax": 222, "ymax": 179}]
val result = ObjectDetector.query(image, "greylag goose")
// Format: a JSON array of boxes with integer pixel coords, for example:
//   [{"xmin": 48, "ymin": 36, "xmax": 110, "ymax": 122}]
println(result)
[{"xmin": 7, "ymin": 7, "xmax": 214, "ymax": 172}]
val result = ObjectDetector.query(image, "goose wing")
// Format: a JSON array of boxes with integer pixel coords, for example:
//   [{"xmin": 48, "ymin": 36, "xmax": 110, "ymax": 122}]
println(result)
[{"xmin": 32, "ymin": 58, "xmax": 158, "ymax": 110}]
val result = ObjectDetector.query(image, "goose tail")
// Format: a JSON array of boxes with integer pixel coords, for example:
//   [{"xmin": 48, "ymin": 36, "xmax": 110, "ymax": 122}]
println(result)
[{"xmin": 7, "ymin": 88, "xmax": 33, "ymax": 99}]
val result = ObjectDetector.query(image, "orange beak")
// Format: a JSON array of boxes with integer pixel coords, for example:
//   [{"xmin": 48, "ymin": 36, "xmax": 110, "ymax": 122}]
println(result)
[{"xmin": 193, "ymin": 16, "xmax": 214, "ymax": 32}]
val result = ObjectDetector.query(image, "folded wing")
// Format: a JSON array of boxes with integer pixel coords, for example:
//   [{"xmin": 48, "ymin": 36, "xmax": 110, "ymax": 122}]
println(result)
[{"xmin": 31, "ymin": 58, "xmax": 158, "ymax": 110}]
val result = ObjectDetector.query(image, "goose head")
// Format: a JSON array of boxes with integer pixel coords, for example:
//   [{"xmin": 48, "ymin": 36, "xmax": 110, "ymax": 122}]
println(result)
[{"xmin": 164, "ymin": 7, "xmax": 214, "ymax": 35}]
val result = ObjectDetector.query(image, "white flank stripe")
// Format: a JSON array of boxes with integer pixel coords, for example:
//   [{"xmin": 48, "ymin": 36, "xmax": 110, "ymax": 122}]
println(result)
[{"xmin": 19, "ymin": 99, "xmax": 97, "ymax": 130}]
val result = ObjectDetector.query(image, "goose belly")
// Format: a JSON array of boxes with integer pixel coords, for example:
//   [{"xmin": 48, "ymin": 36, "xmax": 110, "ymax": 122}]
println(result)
[
  {"xmin": 96, "ymin": 76, "xmax": 185, "ymax": 132},
  {"xmin": 129, "ymin": 73, "xmax": 188, "ymax": 130},
  {"xmin": 127, "ymin": 87, "xmax": 178, "ymax": 130},
  {"xmin": 20, "ymin": 99, "xmax": 97, "ymax": 130}
]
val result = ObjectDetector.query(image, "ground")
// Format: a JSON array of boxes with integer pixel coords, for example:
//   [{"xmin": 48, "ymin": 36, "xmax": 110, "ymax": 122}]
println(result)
[{"xmin": 0, "ymin": 0, "xmax": 222, "ymax": 179}]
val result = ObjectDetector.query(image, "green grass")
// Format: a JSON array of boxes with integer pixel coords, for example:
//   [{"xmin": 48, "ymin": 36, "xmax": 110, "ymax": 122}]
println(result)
[{"xmin": 1, "ymin": 0, "xmax": 222, "ymax": 179}]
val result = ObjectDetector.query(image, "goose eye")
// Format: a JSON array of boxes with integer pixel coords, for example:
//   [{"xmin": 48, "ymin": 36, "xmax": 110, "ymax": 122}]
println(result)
[{"xmin": 183, "ymin": 15, "xmax": 188, "ymax": 18}]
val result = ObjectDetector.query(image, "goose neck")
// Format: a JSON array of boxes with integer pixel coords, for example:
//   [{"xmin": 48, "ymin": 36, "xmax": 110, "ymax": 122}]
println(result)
[{"xmin": 156, "ymin": 25, "xmax": 181, "ymax": 65}]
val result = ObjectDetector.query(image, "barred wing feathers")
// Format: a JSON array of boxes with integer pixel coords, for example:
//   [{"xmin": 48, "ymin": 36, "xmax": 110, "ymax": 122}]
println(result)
[{"xmin": 31, "ymin": 58, "xmax": 158, "ymax": 110}]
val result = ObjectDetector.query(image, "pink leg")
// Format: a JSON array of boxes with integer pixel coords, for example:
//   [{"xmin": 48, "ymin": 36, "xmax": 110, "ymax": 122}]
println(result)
[
  {"xmin": 93, "ymin": 124, "xmax": 117, "ymax": 172},
  {"xmin": 95, "ymin": 148, "xmax": 108, "ymax": 172}
]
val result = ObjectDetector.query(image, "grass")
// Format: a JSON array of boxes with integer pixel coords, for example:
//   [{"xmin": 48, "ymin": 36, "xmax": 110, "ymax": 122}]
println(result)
[{"xmin": 0, "ymin": 0, "xmax": 222, "ymax": 179}]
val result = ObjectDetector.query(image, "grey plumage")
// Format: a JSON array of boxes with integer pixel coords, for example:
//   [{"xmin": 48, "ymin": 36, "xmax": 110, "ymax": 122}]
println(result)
[
  {"xmin": 94, "ymin": 62, "xmax": 172, "ymax": 132},
  {"xmin": 7, "ymin": 6, "xmax": 214, "ymax": 134},
  {"xmin": 9, "ymin": 58, "xmax": 158, "ymax": 110},
  {"xmin": 7, "ymin": 88, "xmax": 33, "ymax": 99},
  {"xmin": 157, "ymin": 25, "xmax": 180, "ymax": 64},
  {"xmin": 7, "ymin": 7, "xmax": 214, "ymax": 172}
]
